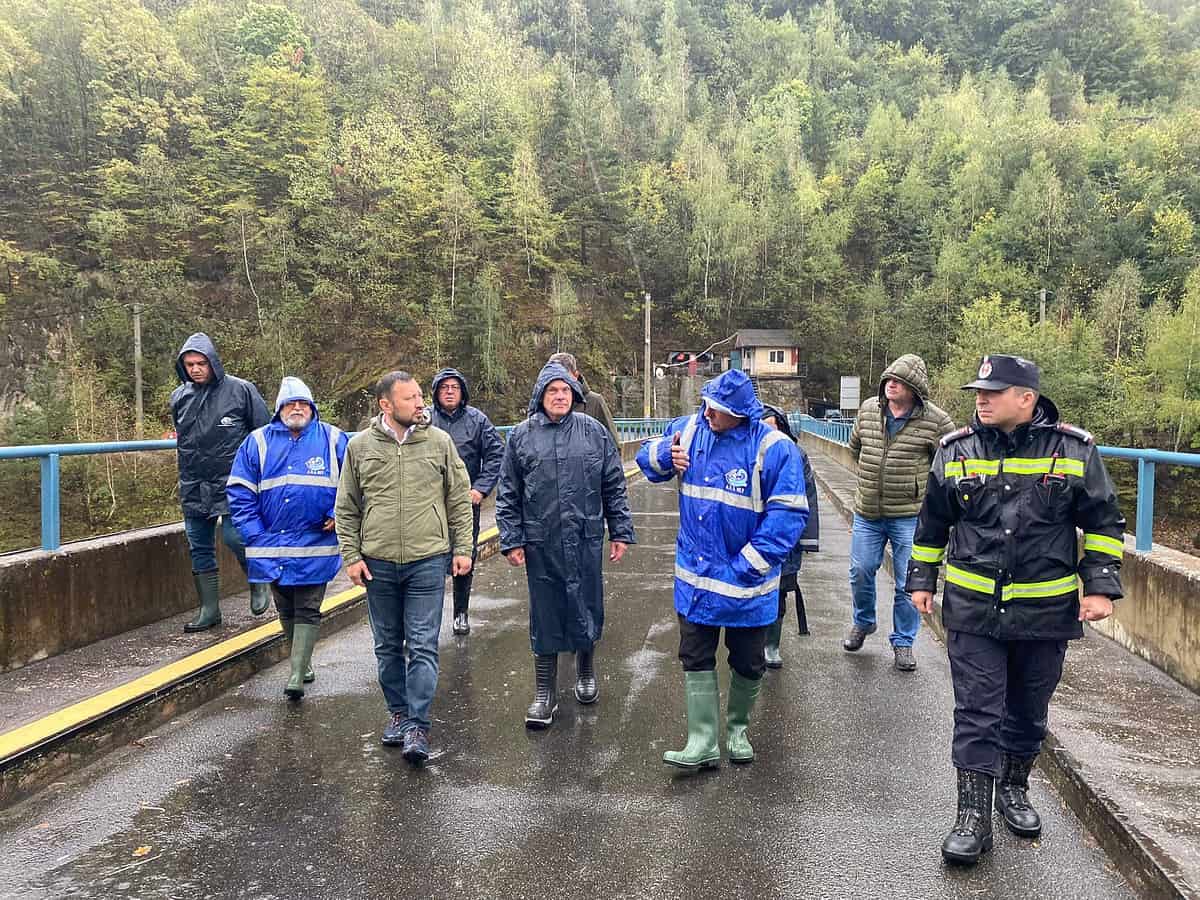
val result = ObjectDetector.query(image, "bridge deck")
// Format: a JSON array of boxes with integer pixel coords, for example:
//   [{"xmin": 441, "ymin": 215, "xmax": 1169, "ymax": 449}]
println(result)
[{"xmin": 0, "ymin": 476, "xmax": 1141, "ymax": 898}]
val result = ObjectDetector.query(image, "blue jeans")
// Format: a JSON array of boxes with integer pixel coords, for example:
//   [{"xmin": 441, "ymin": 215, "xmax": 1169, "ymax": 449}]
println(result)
[
  {"xmin": 364, "ymin": 554, "xmax": 448, "ymax": 733},
  {"xmin": 849, "ymin": 513, "xmax": 920, "ymax": 647},
  {"xmin": 184, "ymin": 515, "xmax": 247, "ymax": 574}
]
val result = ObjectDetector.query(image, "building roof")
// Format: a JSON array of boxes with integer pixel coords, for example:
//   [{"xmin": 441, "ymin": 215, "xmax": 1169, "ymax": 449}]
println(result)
[{"xmin": 733, "ymin": 329, "xmax": 797, "ymax": 348}]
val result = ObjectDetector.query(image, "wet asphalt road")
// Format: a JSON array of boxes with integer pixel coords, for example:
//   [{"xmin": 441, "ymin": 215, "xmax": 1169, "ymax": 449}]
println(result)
[{"xmin": 0, "ymin": 479, "xmax": 1133, "ymax": 899}]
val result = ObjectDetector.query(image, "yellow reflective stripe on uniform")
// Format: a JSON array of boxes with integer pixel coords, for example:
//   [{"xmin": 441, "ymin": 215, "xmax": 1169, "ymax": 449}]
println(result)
[
  {"xmin": 1083, "ymin": 533, "xmax": 1124, "ymax": 558},
  {"xmin": 944, "ymin": 457, "xmax": 1085, "ymax": 479},
  {"xmin": 945, "ymin": 565, "xmax": 996, "ymax": 594},
  {"xmin": 1001, "ymin": 575, "xmax": 1080, "ymax": 602},
  {"xmin": 911, "ymin": 544, "xmax": 946, "ymax": 564}
]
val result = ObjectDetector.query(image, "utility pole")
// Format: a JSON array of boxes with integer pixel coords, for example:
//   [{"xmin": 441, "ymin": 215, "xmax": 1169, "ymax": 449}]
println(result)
[
  {"xmin": 132, "ymin": 302, "xmax": 144, "ymax": 438},
  {"xmin": 1039, "ymin": 288, "xmax": 1047, "ymax": 327},
  {"xmin": 643, "ymin": 291, "xmax": 651, "ymax": 418}
]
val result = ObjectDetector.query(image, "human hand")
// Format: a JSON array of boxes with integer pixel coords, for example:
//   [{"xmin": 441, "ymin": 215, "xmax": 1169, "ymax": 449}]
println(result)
[
  {"xmin": 670, "ymin": 433, "xmax": 689, "ymax": 474},
  {"xmin": 910, "ymin": 590, "xmax": 934, "ymax": 614},
  {"xmin": 1079, "ymin": 594, "xmax": 1114, "ymax": 622},
  {"xmin": 322, "ymin": 517, "xmax": 336, "ymax": 532},
  {"xmin": 451, "ymin": 555, "xmax": 473, "ymax": 576},
  {"xmin": 610, "ymin": 541, "xmax": 627, "ymax": 563},
  {"xmin": 469, "ymin": 489, "xmax": 484, "ymax": 505},
  {"xmin": 505, "ymin": 548, "xmax": 526, "ymax": 567},
  {"xmin": 347, "ymin": 560, "xmax": 373, "ymax": 587}
]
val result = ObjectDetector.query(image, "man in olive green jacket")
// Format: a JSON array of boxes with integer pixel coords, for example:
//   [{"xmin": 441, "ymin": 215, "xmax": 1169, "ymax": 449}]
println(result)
[
  {"xmin": 336, "ymin": 371, "xmax": 473, "ymax": 763},
  {"xmin": 844, "ymin": 354, "xmax": 954, "ymax": 671}
]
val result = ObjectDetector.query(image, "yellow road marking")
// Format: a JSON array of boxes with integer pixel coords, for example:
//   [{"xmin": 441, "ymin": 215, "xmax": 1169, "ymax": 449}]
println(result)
[{"xmin": 0, "ymin": 465, "xmax": 645, "ymax": 762}]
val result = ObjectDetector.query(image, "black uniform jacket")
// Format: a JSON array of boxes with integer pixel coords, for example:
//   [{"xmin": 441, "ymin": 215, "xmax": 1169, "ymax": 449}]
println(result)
[{"xmin": 907, "ymin": 401, "xmax": 1125, "ymax": 641}]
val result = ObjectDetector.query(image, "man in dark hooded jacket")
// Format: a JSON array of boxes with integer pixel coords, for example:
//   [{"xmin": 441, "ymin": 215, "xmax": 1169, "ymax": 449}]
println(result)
[
  {"xmin": 496, "ymin": 362, "xmax": 636, "ymax": 729},
  {"xmin": 430, "ymin": 368, "xmax": 505, "ymax": 636},
  {"xmin": 170, "ymin": 333, "xmax": 271, "ymax": 632},
  {"xmin": 760, "ymin": 404, "xmax": 820, "ymax": 666}
]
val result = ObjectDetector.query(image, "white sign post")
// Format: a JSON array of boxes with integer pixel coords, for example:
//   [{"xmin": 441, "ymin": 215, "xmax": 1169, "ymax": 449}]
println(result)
[{"xmin": 839, "ymin": 376, "xmax": 861, "ymax": 415}]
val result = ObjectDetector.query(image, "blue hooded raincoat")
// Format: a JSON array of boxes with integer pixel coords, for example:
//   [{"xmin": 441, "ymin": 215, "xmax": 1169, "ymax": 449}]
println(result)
[
  {"xmin": 227, "ymin": 377, "xmax": 349, "ymax": 586},
  {"xmin": 636, "ymin": 370, "xmax": 808, "ymax": 628}
]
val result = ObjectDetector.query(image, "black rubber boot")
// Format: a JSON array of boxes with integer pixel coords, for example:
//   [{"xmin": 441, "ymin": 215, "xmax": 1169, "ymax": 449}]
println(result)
[
  {"xmin": 941, "ymin": 769, "xmax": 995, "ymax": 866},
  {"xmin": 451, "ymin": 573, "xmax": 472, "ymax": 635},
  {"xmin": 574, "ymin": 646, "xmax": 598, "ymax": 704},
  {"xmin": 524, "ymin": 654, "xmax": 558, "ymax": 729},
  {"xmin": 184, "ymin": 570, "xmax": 222, "ymax": 633},
  {"xmin": 794, "ymin": 590, "xmax": 810, "ymax": 635},
  {"xmin": 763, "ymin": 618, "xmax": 783, "ymax": 669},
  {"xmin": 996, "ymin": 752, "xmax": 1042, "ymax": 838}
]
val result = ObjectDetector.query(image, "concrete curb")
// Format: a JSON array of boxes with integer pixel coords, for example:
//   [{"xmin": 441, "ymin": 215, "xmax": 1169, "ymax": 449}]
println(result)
[{"xmin": 806, "ymin": 456, "xmax": 1194, "ymax": 900}]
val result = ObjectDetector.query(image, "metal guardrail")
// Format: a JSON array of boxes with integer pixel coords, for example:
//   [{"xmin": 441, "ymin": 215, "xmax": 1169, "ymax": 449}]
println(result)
[
  {"xmin": 1, "ymin": 419, "xmax": 676, "ymax": 552},
  {"xmin": 794, "ymin": 414, "xmax": 1200, "ymax": 553}
]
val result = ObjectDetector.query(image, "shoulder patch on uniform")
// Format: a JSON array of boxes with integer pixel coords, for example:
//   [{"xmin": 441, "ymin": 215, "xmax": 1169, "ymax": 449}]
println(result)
[
  {"xmin": 1055, "ymin": 422, "xmax": 1094, "ymax": 444},
  {"xmin": 940, "ymin": 425, "xmax": 975, "ymax": 447}
]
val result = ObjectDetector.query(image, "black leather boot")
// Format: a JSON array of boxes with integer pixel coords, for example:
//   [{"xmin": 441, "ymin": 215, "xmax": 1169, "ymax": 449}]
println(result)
[
  {"xmin": 575, "ymin": 647, "xmax": 598, "ymax": 704},
  {"xmin": 941, "ymin": 769, "xmax": 994, "ymax": 866},
  {"xmin": 997, "ymin": 752, "xmax": 1042, "ymax": 838},
  {"xmin": 524, "ymin": 654, "xmax": 558, "ymax": 729}
]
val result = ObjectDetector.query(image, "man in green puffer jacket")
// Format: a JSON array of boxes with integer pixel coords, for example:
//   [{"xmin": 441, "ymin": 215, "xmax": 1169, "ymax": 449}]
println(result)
[{"xmin": 844, "ymin": 354, "xmax": 955, "ymax": 670}]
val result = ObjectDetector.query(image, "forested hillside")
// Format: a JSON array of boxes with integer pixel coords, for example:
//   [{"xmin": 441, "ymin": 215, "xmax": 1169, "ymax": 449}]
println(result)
[{"xmin": 1, "ymin": 0, "xmax": 1199, "ymax": 546}]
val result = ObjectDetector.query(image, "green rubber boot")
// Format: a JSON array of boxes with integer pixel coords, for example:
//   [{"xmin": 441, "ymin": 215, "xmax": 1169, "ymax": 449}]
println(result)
[
  {"xmin": 281, "ymin": 620, "xmax": 315, "ymax": 683},
  {"xmin": 663, "ymin": 670, "xmax": 721, "ymax": 771},
  {"xmin": 285, "ymin": 624, "xmax": 320, "ymax": 700},
  {"xmin": 184, "ymin": 570, "xmax": 222, "ymax": 633},
  {"xmin": 763, "ymin": 618, "xmax": 784, "ymax": 669},
  {"xmin": 250, "ymin": 582, "xmax": 272, "ymax": 616},
  {"xmin": 726, "ymin": 671, "xmax": 762, "ymax": 763}
]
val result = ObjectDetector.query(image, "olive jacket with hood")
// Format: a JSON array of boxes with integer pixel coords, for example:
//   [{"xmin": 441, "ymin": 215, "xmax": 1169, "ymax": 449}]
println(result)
[
  {"xmin": 170, "ymin": 333, "xmax": 270, "ymax": 519},
  {"xmin": 227, "ymin": 377, "xmax": 349, "ymax": 586},
  {"xmin": 636, "ymin": 370, "xmax": 808, "ymax": 628},
  {"xmin": 907, "ymin": 398, "xmax": 1125, "ymax": 641},
  {"xmin": 429, "ymin": 368, "xmax": 504, "ymax": 499},
  {"xmin": 848, "ymin": 353, "xmax": 955, "ymax": 519},
  {"xmin": 334, "ymin": 406, "xmax": 473, "ymax": 567},
  {"xmin": 495, "ymin": 363, "xmax": 636, "ymax": 655}
]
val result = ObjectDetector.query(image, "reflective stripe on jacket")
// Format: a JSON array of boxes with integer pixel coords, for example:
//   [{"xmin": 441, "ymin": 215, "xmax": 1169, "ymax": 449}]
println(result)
[
  {"xmin": 907, "ymin": 407, "xmax": 1125, "ymax": 640},
  {"xmin": 227, "ymin": 419, "xmax": 348, "ymax": 586}
]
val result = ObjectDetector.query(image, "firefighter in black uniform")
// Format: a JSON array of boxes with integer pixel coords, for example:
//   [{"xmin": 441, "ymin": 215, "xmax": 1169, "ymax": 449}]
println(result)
[{"xmin": 907, "ymin": 354, "xmax": 1125, "ymax": 866}]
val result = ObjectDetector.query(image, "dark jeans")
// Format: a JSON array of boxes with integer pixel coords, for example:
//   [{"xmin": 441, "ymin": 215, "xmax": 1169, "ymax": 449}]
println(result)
[
  {"xmin": 677, "ymin": 614, "xmax": 767, "ymax": 680},
  {"xmin": 947, "ymin": 630, "xmax": 1067, "ymax": 776},
  {"xmin": 451, "ymin": 505, "xmax": 482, "ymax": 617},
  {"xmin": 183, "ymin": 514, "xmax": 247, "ymax": 574},
  {"xmin": 271, "ymin": 583, "xmax": 327, "ymax": 626},
  {"xmin": 364, "ymin": 554, "xmax": 448, "ymax": 733}
]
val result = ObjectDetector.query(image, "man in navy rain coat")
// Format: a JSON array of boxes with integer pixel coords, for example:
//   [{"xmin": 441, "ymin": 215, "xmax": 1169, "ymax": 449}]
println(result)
[
  {"xmin": 430, "ymin": 368, "xmax": 505, "ymax": 635},
  {"xmin": 496, "ymin": 363, "xmax": 636, "ymax": 729},
  {"xmin": 637, "ymin": 369, "xmax": 807, "ymax": 770},
  {"xmin": 171, "ymin": 333, "xmax": 271, "ymax": 632},
  {"xmin": 228, "ymin": 377, "xmax": 348, "ymax": 700}
]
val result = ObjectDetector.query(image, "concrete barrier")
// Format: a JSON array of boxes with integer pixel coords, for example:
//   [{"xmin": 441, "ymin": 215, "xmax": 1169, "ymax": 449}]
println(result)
[
  {"xmin": 0, "ymin": 439, "xmax": 650, "ymax": 675},
  {"xmin": 800, "ymin": 429, "xmax": 1200, "ymax": 697},
  {"xmin": 0, "ymin": 524, "xmax": 246, "ymax": 673}
]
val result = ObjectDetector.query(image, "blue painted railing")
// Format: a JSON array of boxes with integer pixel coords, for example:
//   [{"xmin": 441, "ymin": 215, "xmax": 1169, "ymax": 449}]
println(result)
[
  {"xmin": 1, "ymin": 419, "xmax": 676, "ymax": 552},
  {"xmin": 795, "ymin": 414, "xmax": 1199, "ymax": 553}
]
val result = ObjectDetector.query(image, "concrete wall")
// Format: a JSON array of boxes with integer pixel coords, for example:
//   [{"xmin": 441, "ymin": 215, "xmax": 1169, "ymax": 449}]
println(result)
[
  {"xmin": 801, "ymin": 429, "xmax": 1200, "ymax": 696},
  {"xmin": 0, "ymin": 439, "xmax": 649, "ymax": 675},
  {"xmin": 0, "ymin": 524, "xmax": 245, "ymax": 673}
]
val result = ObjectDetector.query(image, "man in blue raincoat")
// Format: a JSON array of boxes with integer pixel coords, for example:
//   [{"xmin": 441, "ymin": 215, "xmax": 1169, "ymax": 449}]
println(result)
[
  {"xmin": 496, "ymin": 363, "xmax": 637, "ymax": 730},
  {"xmin": 227, "ymin": 377, "xmax": 348, "ymax": 701},
  {"xmin": 637, "ymin": 369, "xmax": 807, "ymax": 770}
]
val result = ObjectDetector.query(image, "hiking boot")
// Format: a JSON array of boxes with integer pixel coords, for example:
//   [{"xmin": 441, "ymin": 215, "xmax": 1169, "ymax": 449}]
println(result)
[
  {"xmin": 996, "ymin": 753, "xmax": 1042, "ymax": 838},
  {"xmin": 842, "ymin": 623, "xmax": 876, "ymax": 651},
  {"xmin": 894, "ymin": 645, "xmax": 917, "ymax": 672},
  {"xmin": 942, "ymin": 769, "xmax": 995, "ymax": 866},
  {"xmin": 402, "ymin": 728, "xmax": 430, "ymax": 765},
  {"xmin": 381, "ymin": 712, "xmax": 406, "ymax": 747}
]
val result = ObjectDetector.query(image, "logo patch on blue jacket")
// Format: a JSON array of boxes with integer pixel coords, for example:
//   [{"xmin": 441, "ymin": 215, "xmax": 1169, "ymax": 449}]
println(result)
[
  {"xmin": 305, "ymin": 456, "xmax": 326, "ymax": 475},
  {"xmin": 725, "ymin": 467, "xmax": 749, "ymax": 491}
]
